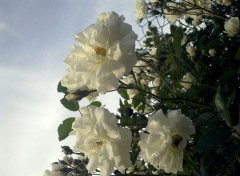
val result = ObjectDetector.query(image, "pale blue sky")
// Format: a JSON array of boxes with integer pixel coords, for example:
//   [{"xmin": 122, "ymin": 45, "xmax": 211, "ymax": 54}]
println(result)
[{"xmin": 0, "ymin": 0, "xmax": 137, "ymax": 175}]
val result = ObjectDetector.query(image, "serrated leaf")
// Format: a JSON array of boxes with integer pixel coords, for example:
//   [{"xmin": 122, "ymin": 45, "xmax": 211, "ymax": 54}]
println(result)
[
  {"xmin": 58, "ymin": 117, "xmax": 75, "ymax": 141},
  {"xmin": 90, "ymin": 101, "xmax": 102, "ymax": 107},
  {"xmin": 57, "ymin": 81, "xmax": 68, "ymax": 94},
  {"xmin": 215, "ymin": 89, "xmax": 232, "ymax": 127},
  {"xmin": 60, "ymin": 98, "xmax": 79, "ymax": 111}
]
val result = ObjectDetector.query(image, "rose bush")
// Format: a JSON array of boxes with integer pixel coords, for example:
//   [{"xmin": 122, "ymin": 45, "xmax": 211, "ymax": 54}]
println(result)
[{"xmin": 45, "ymin": 0, "xmax": 240, "ymax": 175}]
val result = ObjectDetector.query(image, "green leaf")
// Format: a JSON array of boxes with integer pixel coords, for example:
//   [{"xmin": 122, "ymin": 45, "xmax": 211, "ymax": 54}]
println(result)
[
  {"xmin": 170, "ymin": 25, "xmax": 183, "ymax": 56},
  {"xmin": 132, "ymin": 92, "xmax": 145, "ymax": 108},
  {"xmin": 90, "ymin": 101, "xmax": 102, "ymax": 107},
  {"xmin": 234, "ymin": 47, "xmax": 240, "ymax": 60},
  {"xmin": 71, "ymin": 89, "xmax": 96, "ymax": 101},
  {"xmin": 195, "ymin": 112, "xmax": 219, "ymax": 127},
  {"xmin": 60, "ymin": 98, "xmax": 79, "ymax": 111},
  {"xmin": 227, "ymin": 90, "xmax": 235, "ymax": 110},
  {"xmin": 215, "ymin": 89, "xmax": 233, "ymax": 127},
  {"xmin": 166, "ymin": 54, "xmax": 177, "ymax": 70},
  {"xmin": 118, "ymin": 88, "xmax": 129, "ymax": 100},
  {"xmin": 196, "ymin": 128, "xmax": 231, "ymax": 153},
  {"xmin": 57, "ymin": 81, "xmax": 68, "ymax": 94},
  {"xmin": 58, "ymin": 117, "xmax": 75, "ymax": 141}
]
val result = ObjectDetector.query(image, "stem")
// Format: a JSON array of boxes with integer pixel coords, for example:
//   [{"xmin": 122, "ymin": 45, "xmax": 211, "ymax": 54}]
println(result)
[
  {"xmin": 119, "ymin": 80, "xmax": 162, "ymax": 101},
  {"xmin": 162, "ymin": 97, "xmax": 212, "ymax": 109},
  {"xmin": 140, "ymin": 57, "xmax": 178, "ymax": 98},
  {"xmin": 119, "ymin": 80, "xmax": 212, "ymax": 109}
]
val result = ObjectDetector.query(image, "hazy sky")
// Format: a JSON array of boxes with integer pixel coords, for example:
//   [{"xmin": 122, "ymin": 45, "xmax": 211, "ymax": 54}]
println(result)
[{"xmin": 0, "ymin": 0, "xmax": 138, "ymax": 175}]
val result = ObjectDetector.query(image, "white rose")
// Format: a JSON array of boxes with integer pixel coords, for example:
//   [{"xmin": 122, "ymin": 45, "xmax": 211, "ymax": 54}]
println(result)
[
  {"xmin": 71, "ymin": 106, "xmax": 132, "ymax": 175},
  {"xmin": 138, "ymin": 109, "xmax": 195, "ymax": 174},
  {"xmin": 209, "ymin": 49, "xmax": 216, "ymax": 56},
  {"xmin": 186, "ymin": 0, "xmax": 212, "ymax": 10},
  {"xmin": 180, "ymin": 72, "xmax": 196, "ymax": 90},
  {"xmin": 224, "ymin": 17, "xmax": 240, "ymax": 37},
  {"xmin": 192, "ymin": 16, "xmax": 202, "ymax": 26},
  {"xmin": 216, "ymin": 0, "xmax": 232, "ymax": 6},
  {"xmin": 149, "ymin": 47, "xmax": 157, "ymax": 55},
  {"xmin": 153, "ymin": 77, "xmax": 160, "ymax": 87},
  {"xmin": 181, "ymin": 35, "xmax": 187, "ymax": 46},
  {"xmin": 135, "ymin": 0, "xmax": 148, "ymax": 24},
  {"xmin": 61, "ymin": 12, "xmax": 137, "ymax": 93},
  {"xmin": 186, "ymin": 46, "xmax": 196, "ymax": 57},
  {"xmin": 127, "ymin": 89, "xmax": 139, "ymax": 99},
  {"xmin": 163, "ymin": 2, "xmax": 179, "ymax": 24}
]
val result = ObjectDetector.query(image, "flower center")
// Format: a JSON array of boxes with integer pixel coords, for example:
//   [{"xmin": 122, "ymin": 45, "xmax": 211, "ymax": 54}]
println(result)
[
  {"xmin": 94, "ymin": 47, "xmax": 106, "ymax": 57},
  {"xmin": 96, "ymin": 141, "xmax": 104, "ymax": 146},
  {"xmin": 171, "ymin": 134, "xmax": 183, "ymax": 148}
]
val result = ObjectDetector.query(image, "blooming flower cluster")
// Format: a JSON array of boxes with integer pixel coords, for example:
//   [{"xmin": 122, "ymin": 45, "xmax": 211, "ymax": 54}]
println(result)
[
  {"xmin": 45, "ymin": 0, "xmax": 240, "ymax": 175},
  {"xmin": 71, "ymin": 106, "xmax": 132, "ymax": 175},
  {"xmin": 61, "ymin": 11, "xmax": 138, "ymax": 94},
  {"xmin": 139, "ymin": 109, "xmax": 195, "ymax": 174}
]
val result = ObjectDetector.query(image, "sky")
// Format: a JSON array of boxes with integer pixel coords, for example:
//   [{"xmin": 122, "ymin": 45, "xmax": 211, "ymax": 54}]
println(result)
[{"xmin": 0, "ymin": 0, "xmax": 139, "ymax": 175}]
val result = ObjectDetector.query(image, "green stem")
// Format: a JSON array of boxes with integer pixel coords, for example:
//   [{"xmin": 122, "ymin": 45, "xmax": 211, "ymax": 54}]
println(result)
[
  {"xmin": 119, "ymin": 81, "xmax": 212, "ymax": 109},
  {"xmin": 162, "ymin": 97, "xmax": 212, "ymax": 109},
  {"xmin": 140, "ymin": 57, "xmax": 178, "ymax": 98}
]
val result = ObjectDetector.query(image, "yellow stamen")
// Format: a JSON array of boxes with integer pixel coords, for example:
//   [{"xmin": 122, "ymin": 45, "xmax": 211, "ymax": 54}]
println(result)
[
  {"xmin": 96, "ymin": 141, "xmax": 104, "ymax": 146},
  {"xmin": 94, "ymin": 47, "xmax": 106, "ymax": 56},
  {"xmin": 171, "ymin": 134, "xmax": 183, "ymax": 148}
]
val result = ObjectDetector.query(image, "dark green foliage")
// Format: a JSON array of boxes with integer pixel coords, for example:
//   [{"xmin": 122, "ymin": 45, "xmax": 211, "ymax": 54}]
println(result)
[
  {"xmin": 58, "ymin": 117, "xmax": 75, "ymax": 141},
  {"xmin": 60, "ymin": 98, "xmax": 79, "ymax": 111}
]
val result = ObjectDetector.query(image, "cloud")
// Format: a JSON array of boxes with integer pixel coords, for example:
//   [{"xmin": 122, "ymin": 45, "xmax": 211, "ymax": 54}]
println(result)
[
  {"xmin": 0, "ymin": 66, "xmax": 79, "ymax": 176},
  {"xmin": 0, "ymin": 1, "xmax": 141, "ymax": 176}
]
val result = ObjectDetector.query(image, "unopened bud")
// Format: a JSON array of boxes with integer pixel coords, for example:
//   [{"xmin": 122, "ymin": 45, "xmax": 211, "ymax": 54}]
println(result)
[
  {"xmin": 209, "ymin": 49, "xmax": 216, "ymax": 56},
  {"xmin": 124, "ymin": 108, "xmax": 134, "ymax": 117},
  {"xmin": 63, "ymin": 155, "xmax": 73, "ymax": 165},
  {"xmin": 65, "ymin": 93, "xmax": 80, "ymax": 101},
  {"xmin": 61, "ymin": 146, "xmax": 73, "ymax": 155}
]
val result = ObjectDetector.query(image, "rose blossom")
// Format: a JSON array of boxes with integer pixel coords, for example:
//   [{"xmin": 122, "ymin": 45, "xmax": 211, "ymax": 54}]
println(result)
[
  {"xmin": 180, "ymin": 72, "xmax": 196, "ymax": 91},
  {"xmin": 61, "ymin": 11, "xmax": 137, "ymax": 93},
  {"xmin": 135, "ymin": 0, "xmax": 148, "ymax": 24},
  {"xmin": 209, "ymin": 49, "xmax": 216, "ymax": 56},
  {"xmin": 71, "ymin": 106, "xmax": 132, "ymax": 175},
  {"xmin": 216, "ymin": 0, "xmax": 232, "ymax": 6},
  {"xmin": 186, "ymin": 46, "xmax": 196, "ymax": 57},
  {"xmin": 138, "ymin": 109, "xmax": 195, "ymax": 174},
  {"xmin": 163, "ymin": 2, "xmax": 179, "ymax": 24},
  {"xmin": 224, "ymin": 17, "xmax": 240, "ymax": 37}
]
